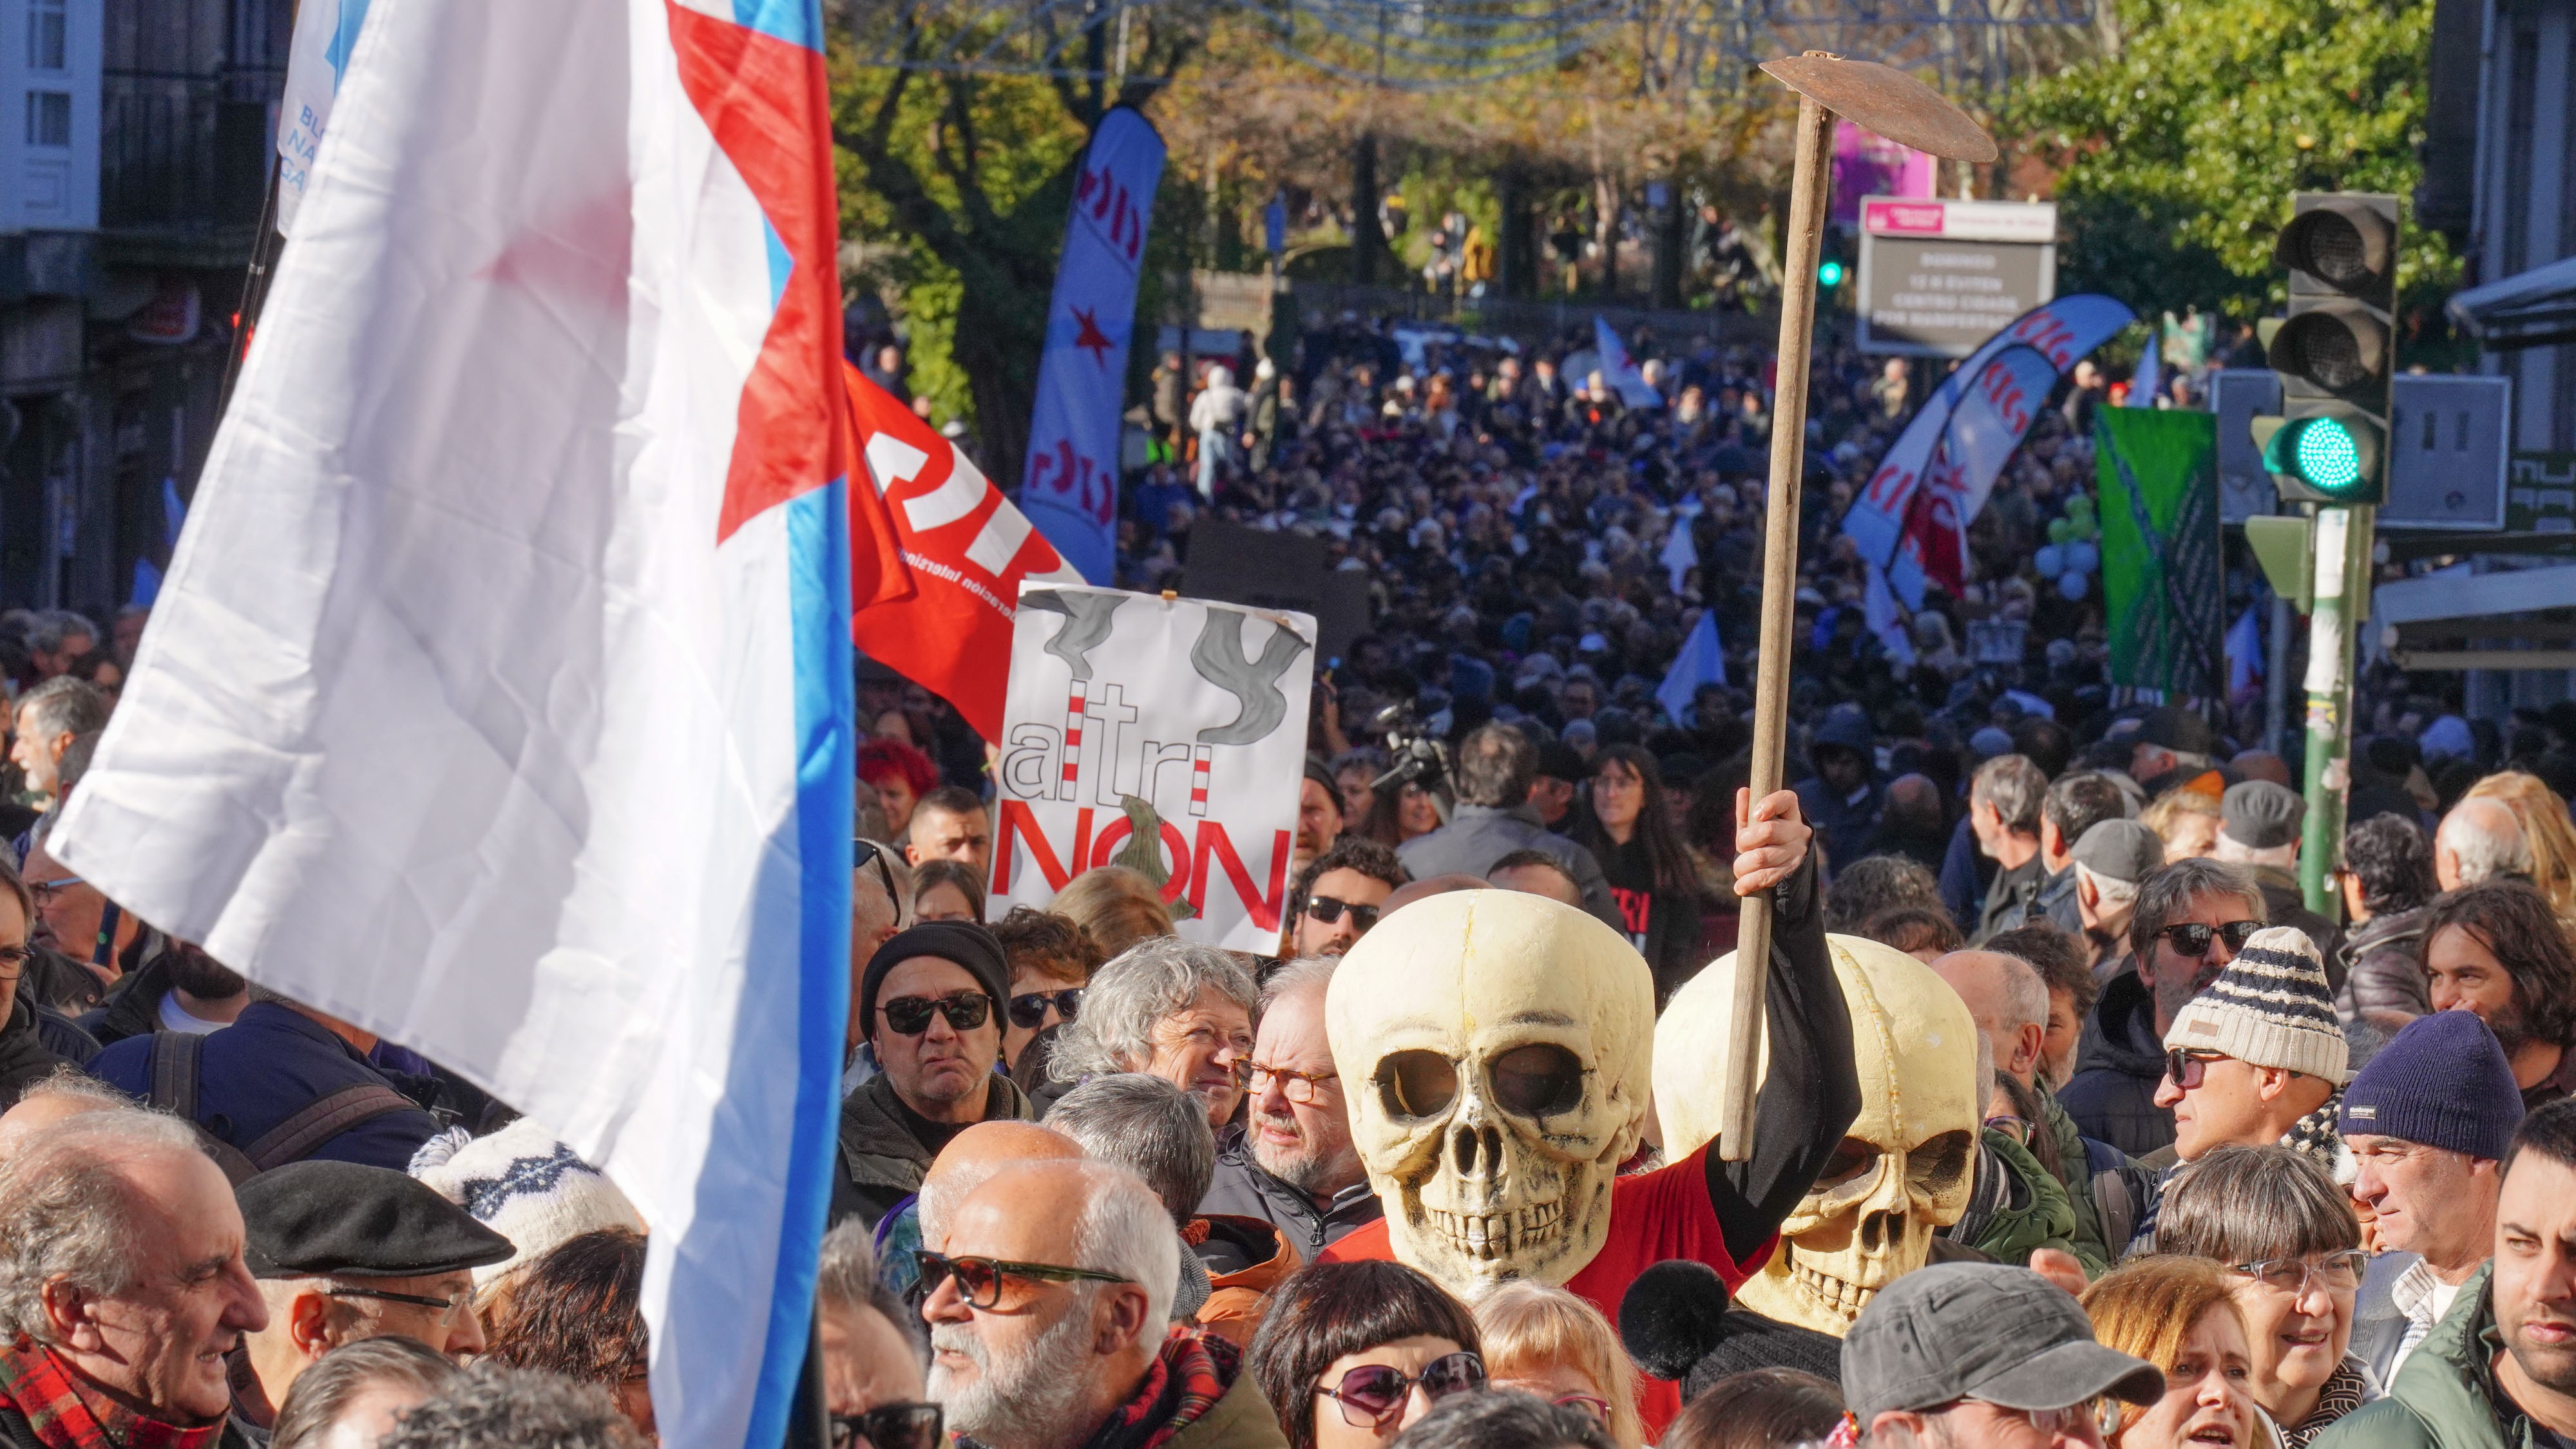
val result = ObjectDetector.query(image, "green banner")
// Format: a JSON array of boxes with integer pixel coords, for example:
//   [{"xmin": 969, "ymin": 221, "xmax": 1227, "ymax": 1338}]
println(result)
[{"xmin": 2095, "ymin": 409, "xmax": 2224, "ymax": 697}]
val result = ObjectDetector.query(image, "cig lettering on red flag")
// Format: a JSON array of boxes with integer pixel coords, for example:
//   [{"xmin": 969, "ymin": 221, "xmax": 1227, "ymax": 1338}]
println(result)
[{"xmin": 846, "ymin": 363, "xmax": 1081, "ymax": 741}]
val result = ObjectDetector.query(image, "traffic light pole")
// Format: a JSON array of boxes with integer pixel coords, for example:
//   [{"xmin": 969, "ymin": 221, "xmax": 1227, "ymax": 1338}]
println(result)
[{"xmin": 2298, "ymin": 504, "xmax": 2371, "ymax": 913}]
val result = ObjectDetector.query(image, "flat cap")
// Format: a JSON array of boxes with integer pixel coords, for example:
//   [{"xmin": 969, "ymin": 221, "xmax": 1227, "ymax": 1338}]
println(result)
[
  {"xmin": 2072, "ymin": 819, "xmax": 2165, "ymax": 885},
  {"xmin": 241, "ymin": 1160, "xmax": 515, "ymax": 1280},
  {"xmin": 2222, "ymin": 779, "xmax": 2306, "ymax": 849}
]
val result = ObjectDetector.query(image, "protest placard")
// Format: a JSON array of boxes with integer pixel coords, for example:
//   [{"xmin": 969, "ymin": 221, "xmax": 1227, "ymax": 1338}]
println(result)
[{"xmin": 990, "ymin": 583, "xmax": 1315, "ymax": 952}]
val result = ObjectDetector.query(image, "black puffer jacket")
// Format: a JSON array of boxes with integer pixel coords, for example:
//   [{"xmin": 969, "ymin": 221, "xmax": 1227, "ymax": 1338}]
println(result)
[
  {"xmin": 2059, "ymin": 969, "xmax": 2175, "ymax": 1158},
  {"xmin": 0, "ymin": 995, "xmax": 71, "ymax": 1112}
]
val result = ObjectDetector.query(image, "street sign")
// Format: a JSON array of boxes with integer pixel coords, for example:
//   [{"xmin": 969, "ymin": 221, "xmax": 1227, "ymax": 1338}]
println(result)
[
  {"xmin": 2383, "ymin": 374, "xmax": 2512, "ymax": 530},
  {"xmin": 1855, "ymin": 196, "xmax": 2057, "ymax": 357},
  {"xmin": 2211, "ymin": 368, "xmax": 2284, "ymax": 524}
]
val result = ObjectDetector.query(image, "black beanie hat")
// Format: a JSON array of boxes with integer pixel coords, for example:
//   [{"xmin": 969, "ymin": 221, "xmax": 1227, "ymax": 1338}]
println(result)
[{"xmin": 859, "ymin": 920, "xmax": 1011, "ymax": 1043}]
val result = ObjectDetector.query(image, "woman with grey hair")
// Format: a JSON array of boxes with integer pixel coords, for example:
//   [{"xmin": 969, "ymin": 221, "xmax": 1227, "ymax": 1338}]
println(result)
[
  {"xmin": 2155, "ymin": 1143, "xmax": 2372, "ymax": 1447},
  {"xmin": 1049, "ymin": 937, "xmax": 1259, "ymax": 1126}
]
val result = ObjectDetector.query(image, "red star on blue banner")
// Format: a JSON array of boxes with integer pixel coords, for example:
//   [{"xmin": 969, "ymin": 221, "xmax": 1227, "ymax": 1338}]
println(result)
[{"xmin": 1071, "ymin": 306, "xmax": 1115, "ymax": 367}]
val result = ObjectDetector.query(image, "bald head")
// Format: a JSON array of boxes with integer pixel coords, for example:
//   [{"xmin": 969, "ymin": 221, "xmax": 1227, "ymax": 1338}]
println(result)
[
  {"xmin": 1489, "ymin": 858, "xmax": 1581, "ymax": 907},
  {"xmin": 2438, "ymin": 795, "xmax": 2532, "ymax": 891},
  {"xmin": 919, "ymin": 1121, "xmax": 1079, "ymax": 1246},
  {"xmin": 1884, "ymin": 773, "xmax": 1942, "ymax": 835},
  {"xmin": 2229, "ymin": 750, "xmax": 2291, "ymax": 788},
  {"xmin": 0, "ymin": 1075, "xmax": 131, "ymax": 1164},
  {"xmin": 1382, "ymin": 874, "xmax": 1491, "ymax": 916},
  {"xmin": 1931, "ymin": 950, "xmax": 2050, "ymax": 1085}
]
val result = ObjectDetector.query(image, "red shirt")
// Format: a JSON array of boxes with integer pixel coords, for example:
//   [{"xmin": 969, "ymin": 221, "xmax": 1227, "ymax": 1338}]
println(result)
[{"xmin": 1321, "ymin": 1144, "xmax": 1774, "ymax": 1438}]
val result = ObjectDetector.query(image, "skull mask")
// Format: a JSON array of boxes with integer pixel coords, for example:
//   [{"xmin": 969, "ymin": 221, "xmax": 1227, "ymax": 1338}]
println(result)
[
  {"xmin": 1653, "ymin": 933, "xmax": 1978, "ymax": 1335},
  {"xmin": 1326, "ymin": 890, "xmax": 1654, "ymax": 1297}
]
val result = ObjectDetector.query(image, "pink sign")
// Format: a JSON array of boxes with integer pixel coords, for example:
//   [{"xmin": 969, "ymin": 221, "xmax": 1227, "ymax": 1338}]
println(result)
[{"xmin": 1831, "ymin": 120, "xmax": 1932, "ymax": 227}]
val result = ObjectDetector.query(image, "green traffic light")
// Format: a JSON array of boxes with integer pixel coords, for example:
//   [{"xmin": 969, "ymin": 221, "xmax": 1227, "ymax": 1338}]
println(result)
[
  {"xmin": 2291, "ymin": 417, "xmax": 2364, "ymax": 493},
  {"xmin": 1818, "ymin": 260, "xmax": 1846, "ymax": 287}
]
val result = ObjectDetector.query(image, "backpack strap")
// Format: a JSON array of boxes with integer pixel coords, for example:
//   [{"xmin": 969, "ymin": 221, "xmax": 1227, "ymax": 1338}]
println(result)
[
  {"xmin": 143, "ymin": 1032, "xmax": 261, "ymax": 1186},
  {"xmin": 146, "ymin": 1029, "xmax": 201, "ymax": 1119},
  {"xmin": 242, "ymin": 1084, "xmax": 417, "ymax": 1173}
]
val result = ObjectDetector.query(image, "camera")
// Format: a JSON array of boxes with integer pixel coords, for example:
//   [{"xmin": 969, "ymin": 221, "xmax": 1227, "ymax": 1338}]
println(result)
[{"xmin": 1369, "ymin": 699, "xmax": 1449, "ymax": 799}]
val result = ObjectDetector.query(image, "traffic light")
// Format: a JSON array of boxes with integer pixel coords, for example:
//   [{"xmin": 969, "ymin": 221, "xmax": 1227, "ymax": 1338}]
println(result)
[
  {"xmin": 2255, "ymin": 193, "xmax": 2401, "ymax": 504},
  {"xmin": 1818, "ymin": 258, "xmax": 1847, "ymax": 287}
]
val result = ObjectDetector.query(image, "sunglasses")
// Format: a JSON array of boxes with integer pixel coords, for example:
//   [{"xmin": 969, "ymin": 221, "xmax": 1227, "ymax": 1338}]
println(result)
[
  {"xmin": 2164, "ymin": 1048, "xmax": 2229, "ymax": 1091},
  {"xmin": 2155, "ymin": 920, "xmax": 2262, "ymax": 959},
  {"xmin": 1304, "ymin": 894, "xmax": 1381, "ymax": 933},
  {"xmin": 1315, "ymin": 1353, "xmax": 1486, "ymax": 1429},
  {"xmin": 1552, "ymin": 1393, "xmax": 1612, "ymax": 1424},
  {"xmin": 877, "ymin": 991, "xmax": 992, "ymax": 1036},
  {"xmin": 1006, "ymin": 988, "xmax": 1083, "ymax": 1030},
  {"xmin": 827, "ymin": 1404, "xmax": 942, "ymax": 1449},
  {"xmin": 912, "ymin": 1251, "xmax": 1134, "ymax": 1311},
  {"xmin": 854, "ymin": 838, "xmax": 904, "ymax": 927}
]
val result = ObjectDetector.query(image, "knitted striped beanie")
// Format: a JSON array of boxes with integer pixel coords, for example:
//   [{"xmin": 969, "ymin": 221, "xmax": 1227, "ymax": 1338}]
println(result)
[{"xmin": 2162, "ymin": 926, "xmax": 2351, "ymax": 1085}]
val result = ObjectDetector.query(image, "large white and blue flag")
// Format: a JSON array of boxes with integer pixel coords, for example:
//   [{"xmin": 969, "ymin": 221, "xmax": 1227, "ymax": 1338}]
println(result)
[
  {"xmin": 1021, "ymin": 106, "xmax": 1165, "ymax": 585},
  {"xmin": 57, "ymin": 1, "xmax": 859, "ymax": 1446}
]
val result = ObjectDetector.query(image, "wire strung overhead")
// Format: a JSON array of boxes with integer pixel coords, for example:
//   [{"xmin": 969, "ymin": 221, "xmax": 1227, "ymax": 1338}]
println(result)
[{"xmin": 844, "ymin": 0, "xmax": 2092, "ymax": 94}]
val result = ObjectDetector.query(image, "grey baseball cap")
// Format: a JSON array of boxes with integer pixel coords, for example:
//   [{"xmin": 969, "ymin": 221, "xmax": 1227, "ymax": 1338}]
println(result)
[
  {"xmin": 2072, "ymin": 819, "xmax": 2166, "ymax": 885},
  {"xmin": 1842, "ymin": 1264, "xmax": 2163, "ymax": 1424}
]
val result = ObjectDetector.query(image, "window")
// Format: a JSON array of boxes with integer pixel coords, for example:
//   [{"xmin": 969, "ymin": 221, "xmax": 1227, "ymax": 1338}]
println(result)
[
  {"xmin": 24, "ymin": 90, "xmax": 67, "ymax": 147},
  {"xmin": 26, "ymin": 0, "xmax": 61, "ymax": 71}
]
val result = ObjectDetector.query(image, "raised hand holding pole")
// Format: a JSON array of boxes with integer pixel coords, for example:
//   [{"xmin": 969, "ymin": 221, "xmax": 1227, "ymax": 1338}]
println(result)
[{"xmin": 1715, "ymin": 53, "xmax": 1996, "ymax": 1161}]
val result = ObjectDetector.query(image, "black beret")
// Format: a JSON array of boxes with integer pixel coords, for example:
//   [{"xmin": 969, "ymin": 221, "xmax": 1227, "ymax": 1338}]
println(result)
[
  {"xmin": 240, "ymin": 1160, "xmax": 515, "ymax": 1280},
  {"xmin": 859, "ymin": 920, "xmax": 1011, "ymax": 1043}
]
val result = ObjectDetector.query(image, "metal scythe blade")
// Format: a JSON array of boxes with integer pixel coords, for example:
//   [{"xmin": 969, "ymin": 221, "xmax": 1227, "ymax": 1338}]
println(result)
[{"xmin": 1759, "ymin": 52, "xmax": 1999, "ymax": 164}]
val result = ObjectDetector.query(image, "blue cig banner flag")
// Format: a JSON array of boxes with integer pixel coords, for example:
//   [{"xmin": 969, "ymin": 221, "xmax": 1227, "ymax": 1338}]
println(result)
[{"xmin": 1022, "ymin": 106, "xmax": 1166, "ymax": 585}]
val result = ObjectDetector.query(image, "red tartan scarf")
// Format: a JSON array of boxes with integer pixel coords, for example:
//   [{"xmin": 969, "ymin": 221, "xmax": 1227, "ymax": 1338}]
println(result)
[
  {"xmin": 0, "ymin": 1338, "xmax": 225, "ymax": 1449},
  {"xmin": 1082, "ymin": 1329, "xmax": 1237, "ymax": 1449}
]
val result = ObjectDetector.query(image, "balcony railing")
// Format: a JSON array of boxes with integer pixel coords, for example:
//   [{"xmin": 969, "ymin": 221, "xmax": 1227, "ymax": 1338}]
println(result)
[{"xmin": 99, "ymin": 64, "xmax": 278, "ymax": 246}]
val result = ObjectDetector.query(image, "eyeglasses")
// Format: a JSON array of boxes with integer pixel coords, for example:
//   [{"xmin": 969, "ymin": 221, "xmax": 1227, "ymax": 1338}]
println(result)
[
  {"xmin": 912, "ymin": 1251, "xmax": 1134, "ymax": 1311},
  {"xmin": 2154, "ymin": 920, "xmax": 2262, "ymax": 959},
  {"xmin": 827, "ymin": 1404, "xmax": 942, "ymax": 1449},
  {"xmin": 877, "ymin": 991, "xmax": 992, "ymax": 1036},
  {"xmin": 26, "ymin": 874, "xmax": 81, "ymax": 904},
  {"xmin": 325, "ymin": 1285, "xmax": 472, "ymax": 1314},
  {"xmin": 1006, "ymin": 989, "xmax": 1083, "ymax": 1030},
  {"xmin": 2229, "ymin": 1249, "xmax": 2368, "ymax": 1296},
  {"xmin": 1983, "ymin": 1114, "xmax": 2032, "ymax": 1144},
  {"xmin": 1950, "ymin": 1399, "xmax": 2124, "ymax": 1439},
  {"xmin": 1248, "ymin": 1063, "xmax": 1338, "ymax": 1104},
  {"xmin": 1313, "ymin": 1353, "xmax": 1486, "ymax": 1428},
  {"xmin": 1304, "ymin": 895, "xmax": 1381, "ymax": 933},
  {"xmin": 2163, "ymin": 1048, "xmax": 2229, "ymax": 1091},
  {"xmin": 0, "ymin": 943, "xmax": 24, "ymax": 980}
]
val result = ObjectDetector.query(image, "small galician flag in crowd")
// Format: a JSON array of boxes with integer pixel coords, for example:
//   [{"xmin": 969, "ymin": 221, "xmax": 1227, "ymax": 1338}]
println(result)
[{"xmin": 55, "ymin": 1, "xmax": 866, "ymax": 1446}]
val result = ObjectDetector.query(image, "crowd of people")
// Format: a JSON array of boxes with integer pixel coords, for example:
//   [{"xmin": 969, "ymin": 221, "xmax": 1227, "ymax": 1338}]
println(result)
[{"xmin": 7, "ymin": 290, "xmax": 2576, "ymax": 1449}]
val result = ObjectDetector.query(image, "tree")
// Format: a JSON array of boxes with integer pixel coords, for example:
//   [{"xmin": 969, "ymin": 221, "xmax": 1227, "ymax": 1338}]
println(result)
[
  {"xmin": 831, "ymin": 5, "xmax": 1207, "ymax": 490},
  {"xmin": 2008, "ymin": 0, "xmax": 2457, "ymax": 322}
]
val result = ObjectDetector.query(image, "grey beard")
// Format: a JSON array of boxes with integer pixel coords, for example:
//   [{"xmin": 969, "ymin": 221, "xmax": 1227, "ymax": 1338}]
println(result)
[
  {"xmin": 1252, "ymin": 1116, "xmax": 1363, "ymax": 1198},
  {"xmin": 927, "ymin": 1297, "xmax": 1102, "ymax": 1449}
]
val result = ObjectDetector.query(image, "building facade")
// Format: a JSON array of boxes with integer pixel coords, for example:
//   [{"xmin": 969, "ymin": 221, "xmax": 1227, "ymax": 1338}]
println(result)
[{"xmin": 0, "ymin": 0, "xmax": 281, "ymax": 611}]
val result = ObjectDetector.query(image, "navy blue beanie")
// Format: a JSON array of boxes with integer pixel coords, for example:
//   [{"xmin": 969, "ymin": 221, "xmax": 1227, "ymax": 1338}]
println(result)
[{"xmin": 2340, "ymin": 1010, "xmax": 2524, "ymax": 1160}]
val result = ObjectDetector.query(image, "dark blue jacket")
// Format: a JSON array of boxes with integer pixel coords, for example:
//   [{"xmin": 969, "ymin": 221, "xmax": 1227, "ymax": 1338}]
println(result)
[{"xmin": 90, "ymin": 1001, "xmax": 441, "ymax": 1171}]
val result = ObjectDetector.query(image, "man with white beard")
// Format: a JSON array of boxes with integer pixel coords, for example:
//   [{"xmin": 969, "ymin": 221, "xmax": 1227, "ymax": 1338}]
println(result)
[
  {"xmin": 922, "ymin": 1160, "xmax": 1287, "ymax": 1449},
  {"xmin": 1196, "ymin": 958, "xmax": 1381, "ymax": 1260}
]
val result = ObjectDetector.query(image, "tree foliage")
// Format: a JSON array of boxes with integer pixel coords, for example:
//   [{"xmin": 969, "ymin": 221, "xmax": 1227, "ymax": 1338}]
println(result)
[{"xmin": 2007, "ymin": 0, "xmax": 2457, "ymax": 323}]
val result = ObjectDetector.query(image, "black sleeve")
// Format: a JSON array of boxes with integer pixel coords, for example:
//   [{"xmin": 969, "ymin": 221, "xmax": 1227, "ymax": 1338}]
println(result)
[{"xmin": 1706, "ymin": 850, "xmax": 1863, "ymax": 1265}]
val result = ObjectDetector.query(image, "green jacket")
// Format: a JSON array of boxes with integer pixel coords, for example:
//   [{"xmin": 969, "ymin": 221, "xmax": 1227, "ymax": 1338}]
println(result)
[
  {"xmin": 832, "ymin": 1070, "xmax": 1034, "ymax": 1229},
  {"xmin": 2308, "ymin": 1264, "xmax": 2532, "ymax": 1449},
  {"xmin": 1955, "ymin": 1127, "xmax": 2077, "ymax": 1265},
  {"xmin": 2041, "ymin": 1090, "xmax": 2116, "ymax": 1276}
]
